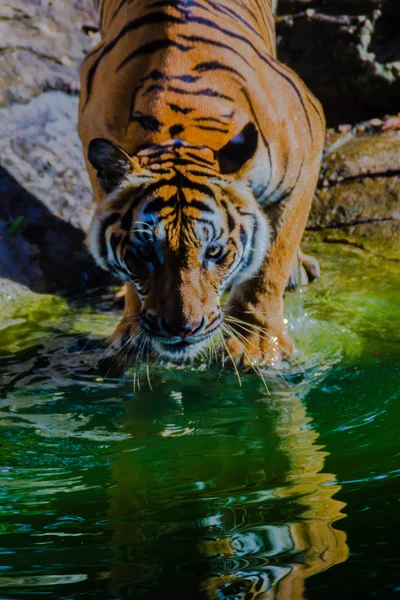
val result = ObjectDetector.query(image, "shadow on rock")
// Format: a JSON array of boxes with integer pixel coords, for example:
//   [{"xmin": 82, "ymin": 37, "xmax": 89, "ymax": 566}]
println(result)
[{"xmin": 0, "ymin": 165, "xmax": 106, "ymax": 294}]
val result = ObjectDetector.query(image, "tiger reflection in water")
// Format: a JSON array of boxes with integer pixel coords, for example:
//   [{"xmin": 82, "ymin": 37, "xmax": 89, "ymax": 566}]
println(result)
[{"xmin": 108, "ymin": 386, "xmax": 348, "ymax": 599}]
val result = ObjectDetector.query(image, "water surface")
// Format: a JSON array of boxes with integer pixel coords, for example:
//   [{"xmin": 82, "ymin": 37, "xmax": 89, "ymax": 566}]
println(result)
[{"xmin": 0, "ymin": 241, "xmax": 399, "ymax": 599}]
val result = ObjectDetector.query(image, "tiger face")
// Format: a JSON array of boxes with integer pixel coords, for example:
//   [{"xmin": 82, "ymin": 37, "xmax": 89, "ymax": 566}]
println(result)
[{"xmin": 87, "ymin": 125, "xmax": 270, "ymax": 360}]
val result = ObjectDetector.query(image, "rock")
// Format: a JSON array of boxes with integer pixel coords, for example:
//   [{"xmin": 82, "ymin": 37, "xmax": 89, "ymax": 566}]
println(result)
[
  {"xmin": 309, "ymin": 130, "xmax": 400, "ymax": 230},
  {"xmin": 0, "ymin": 0, "xmax": 100, "ymax": 107},
  {"xmin": 307, "ymin": 220, "xmax": 400, "ymax": 263},
  {"xmin": 306, "ymin": 127, "xmax": 400, "ymax": 257},
  {"xmin": 0, "ymin": 0, "xmax": 106, "ymax": 294},
  {"xmin": 0, "ymin": 92, "xmax": 94, "ymax": 232},
  {"xmin": 0, "ymin": 162, "xmax": 102, "ymax": 294},
  {"xmin": 0, "ymin": 277, "xmax": 64, "ymax": 328},
  {"xmin": 277, "ymin": 0, "xmax": 400, "ymax": 125}
]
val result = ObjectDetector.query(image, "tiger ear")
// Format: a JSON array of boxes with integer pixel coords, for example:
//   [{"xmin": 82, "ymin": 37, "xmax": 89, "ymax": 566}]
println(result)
[
  {"xmin": 215, "ymin": 122, "xmax": 258, "ymax": 175},
  {"xmin": 88, "ymin": 138, "xmax": 137, "ymax": 194}
]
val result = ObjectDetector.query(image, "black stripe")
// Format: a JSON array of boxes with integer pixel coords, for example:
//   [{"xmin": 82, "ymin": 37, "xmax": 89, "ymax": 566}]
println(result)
[
  {"xmin": 179, "ymin": 34, "xmax": 253, "ymax": 68},
  {"xmin": 254, "ymin": 576, "xmax": 264, "ymax": 593},
  {"xmin": 140, "ymin": 68, "xmax": 167, "ymax": 82},
  {"xmin": 222, "ymin": 110, "xmax": 235, "ymax": 118},
  {"xmin": 202, "ymin": 0, "xmax": 263, "ymax": 41},
  {"xmin": 116, "ymin": 39, "xmax": 192, "ymax": 74},
  {"xmin": 120, "ymin": 206, "xmax": 134, "ymax": 232},
  {"xmin": 240, "ymin": 224, "xmax": 247, "ymax": 245},
  {"xmin": 146, "ymin": 167, "xmax": 171, "ymax": 175},
  {"xmin": 141, "ymin": 142, "xmax": 212, "ymax": 159},
  {"xmin": 186, "ymin": 199, "xmax": 214, "ymax": 213},
  {"xmin": 111, "ymin": 0, "xmax": 129, "ymax": 21},
  {"xmin": 109, "ymin": 231, "xmax": 122, "ymax": 255},
  {"xmin": 140, "ymin": 68, "xmax": 204, "ymax": 86},
  {"xmin": 241, "ymin": 215, "xmax": 259, "ymax": 272},
  {"xmin": 227, "ymin": 211, "xmax": 235, "ymax": 232},
  {"xmin": 187, "ymin": 168, "xmax": 217, "ymax": 177},
  {"xmin": 207, "ymin": 314, "xmax": 221, "ymax": 329},
  {"xmin": 194, "ymin": 116, "xmax": 225, "ymax": 123},
  {"xmin": 169, "ymin": 124, "xmax": 185, "ymax": 137},
  {"xmin": 147, "ymin": 157, "xmax": 198, "ymax": 167},
  {"xmin": 99, "ymin": 212, "xmax": 120, "ymax": 261},
  {"xmin": 176, "ymin": 74, "xmax": 200, "ymax": 83},
  {"xmin": 143, "ymin": 83, "xmax": 164, "ymax": 96},
  {"xmin": 144, "ymin": 196, "xmax": 172, "ymax": 214},
  {"xmin": 220, "ymin": 198, "xmax": 236, "ymax": 233},
  {"xmin": 142, "ymin": 174, "xmax": 215, "ymax": 200},
  {"xmin": 227, "ymin": 0, "xmax": 259, "ymax": 22},
  {"xmin": 195, "ymin": 125, "xmax": 229, "ymax": 133},
  {"xmin": 131, "ymin": 113, "xmax": 163, "ymax": 132},
  {"xmin": 84, "ymin": 42, "xmax": 104, "ymax": 61},
  {"xmin": 240, "ymin": 87, "xmax": 272, "ymax": 192},
  {"xmin": 185, "ymin": 152, "xmax": 215, "ymax": 166},
  {"xmin": 276, "ymin": 158, "xmax": 305, "ymax": 202},
  {"xmin": 267, "ymin": 155, "xmax": 288, "ymax": 201},
  {"xmin": 166, "ymin": 85, "xmax": 233, "ymax": 102},
  {"xmin": 84, "ymin": 13, "xmax": 186, "ymax": 106},
  {"xmin": 147, "ymin": 0, "xmax": 213, "ymax": 13},
  {"xmin": 126, "ymin": 84, "xmax": 142, "ymax": 131},
  {"xmin": 194, "ymin": 60, "xmax": 244, "ymax": 80},
  {"xmin": 308, "ymin": 93, "xmax": 325, "ymax": 126},
  {"xmin": 169, "ymin": 104, "xmax": 194, "ymax": 114}
]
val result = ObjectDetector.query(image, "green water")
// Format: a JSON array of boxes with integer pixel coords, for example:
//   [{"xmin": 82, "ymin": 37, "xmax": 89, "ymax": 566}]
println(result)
[{"xmin": 0, "ymin": 240, "xmax": 399, "ymax": 599}]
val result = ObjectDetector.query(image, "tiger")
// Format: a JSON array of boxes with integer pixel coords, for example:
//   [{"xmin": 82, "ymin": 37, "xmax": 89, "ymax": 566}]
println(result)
[{"xmin": 78, "ymin": 0, "xmax": 325, "ymax": 366}]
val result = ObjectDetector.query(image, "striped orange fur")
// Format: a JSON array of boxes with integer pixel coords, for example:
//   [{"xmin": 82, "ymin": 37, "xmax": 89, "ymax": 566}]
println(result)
[{"xmin": 78, "ymin": 0, "xmax": 325, "ymax": 366}]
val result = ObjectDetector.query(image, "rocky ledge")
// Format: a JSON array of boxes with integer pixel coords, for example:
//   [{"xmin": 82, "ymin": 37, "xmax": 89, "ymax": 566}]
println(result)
[
  {"xmin": 0, "ymin": 0, "xmax": 103, "ymax": 298},
  {"xmin": 277, "ymin": 0, "xmax": 400, "ymax": 126}
]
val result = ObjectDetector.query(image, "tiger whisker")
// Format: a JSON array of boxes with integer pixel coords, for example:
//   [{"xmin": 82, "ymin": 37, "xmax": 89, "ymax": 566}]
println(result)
[
  {"xmin": 225, "ymin": 315, "xmax": 305, "ymax": 374},
  {"xmin": 133, "ymin": 220, "xmax": 154, "ymax": 229},
  {"xmin": 218, "ymin": 331, "xmax": 242, "ymax": 388},
  {"xmin": 223, "ymin": 320, "xmax": 290, "ymax": 387},
  {"xmin": 222, "ymin": 323, "xmax": 270, "ymax": 394},
  {"xmin": 146, "ymin": 355, "xmax": 153, "ymax": 391},
  {"xmin": 132, "ymin": 229, "xmax": 153, "ymax": 235}
]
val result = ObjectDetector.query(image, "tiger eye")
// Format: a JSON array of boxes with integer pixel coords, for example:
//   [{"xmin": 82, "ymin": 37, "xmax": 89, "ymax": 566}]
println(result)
[{"xmin": 205, "ymin": 245, "xmax": 224, "ymax": 260}]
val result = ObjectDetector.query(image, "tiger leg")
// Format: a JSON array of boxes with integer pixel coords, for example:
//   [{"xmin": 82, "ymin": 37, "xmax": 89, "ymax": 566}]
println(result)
[
  {"xmin": 111, "ymin": 282, "xmax": 142, "ymax": 348},
  {"xmin": 224, "ymin": 179, "xmax": 318, "ymax": 366},
  {"xmin": 287, "ymin": 247, "xmax": 320, "ymax": 290},
  {"xmin": 97, "ymin": 283, "xmax": 141, "ymax": 376}
]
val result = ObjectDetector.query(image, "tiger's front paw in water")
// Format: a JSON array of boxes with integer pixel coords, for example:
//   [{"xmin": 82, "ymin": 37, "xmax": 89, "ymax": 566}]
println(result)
[
  {"xmin": 223, "ymin": 325, "xmax": 294, "ymax": 368},
  {"xmin": 222, "ymin": 305, "xmax": 294, "ymax": 368}
]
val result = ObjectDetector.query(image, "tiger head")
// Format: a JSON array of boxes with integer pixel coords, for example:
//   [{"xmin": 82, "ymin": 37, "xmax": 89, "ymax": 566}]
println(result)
[{"xmin": 87, "ymin": 123, "xmax": 270, "ymax": 360}]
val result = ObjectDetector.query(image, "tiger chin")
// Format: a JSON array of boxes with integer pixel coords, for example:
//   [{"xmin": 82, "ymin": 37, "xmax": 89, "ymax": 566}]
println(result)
[{"xmin": 87, "ymin": 130, "xmax": 271, "ymax": 364}]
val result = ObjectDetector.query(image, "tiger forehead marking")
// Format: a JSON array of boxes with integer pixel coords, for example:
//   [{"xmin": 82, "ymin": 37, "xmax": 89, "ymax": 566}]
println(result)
[{"xmin": 79, "ymin": 0, "xmax": 325, "ymax": 364}]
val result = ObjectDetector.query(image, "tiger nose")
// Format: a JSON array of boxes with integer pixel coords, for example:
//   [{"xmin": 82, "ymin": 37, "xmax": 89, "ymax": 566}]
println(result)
[{"xmin": 161, "ymin": 317, "xmax": 204, "ymax": 338}]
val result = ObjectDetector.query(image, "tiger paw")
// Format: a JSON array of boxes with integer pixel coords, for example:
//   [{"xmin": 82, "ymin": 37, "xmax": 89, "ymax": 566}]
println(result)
[
  {"xmin": 300, "ymin": 250, "xmax": 320, "ymax": 283},
  {"xmin": 222, "ymin": 323, "xmax": 294, "ymax": 368},
  {"xmin": 288, "ymin": 249, "xmax": 320, "ymax": 290}
]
